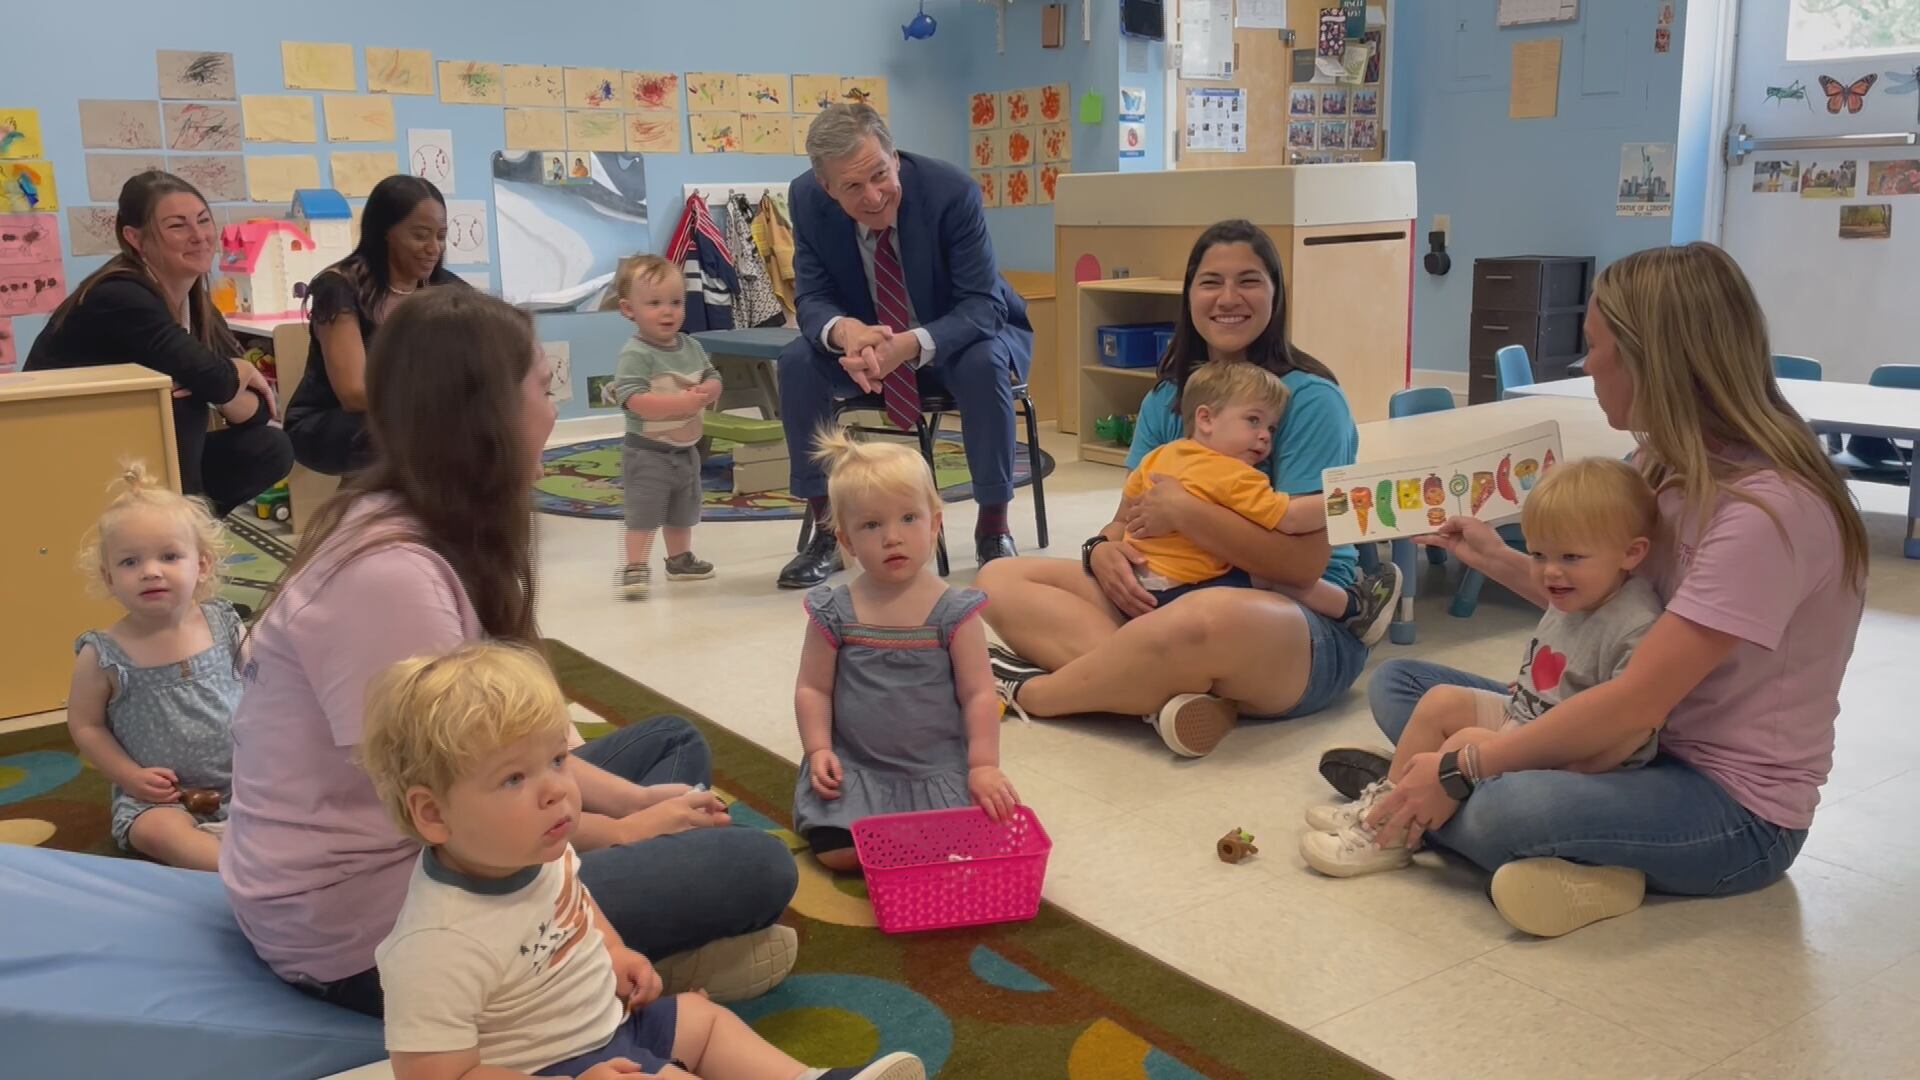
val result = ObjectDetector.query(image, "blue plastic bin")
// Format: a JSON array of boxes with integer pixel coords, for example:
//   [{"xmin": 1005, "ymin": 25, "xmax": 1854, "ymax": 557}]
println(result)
[
  {"xmin": 1153, "ymin": 328, "xmax": 1175, "ymax": 361},
  {"xmin": 1097, "ymin": 322, "xmax": 1174, "ymax": 368}
]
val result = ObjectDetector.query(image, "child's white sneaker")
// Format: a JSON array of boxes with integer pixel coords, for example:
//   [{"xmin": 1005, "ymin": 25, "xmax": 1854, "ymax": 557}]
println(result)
[
  {"xmin": 617, "ymin": 563, "xmax": 650, "ymax": 600},
  {"xmin": 1300, "ymin": 818, "xmax": 1414, "ymax": 877},
  {"xmin": 805, "ymin": 1052, "xmax": 926, "ymax": 1080},
  {"xmin": 1303, "ymin": 779, "xmax": 1393, "ymax": 833}
]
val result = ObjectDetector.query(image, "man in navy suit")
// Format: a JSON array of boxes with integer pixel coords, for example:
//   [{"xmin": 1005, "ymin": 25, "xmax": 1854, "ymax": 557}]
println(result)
[{"xmin": 776, "ymin": 104, "xmax": 1033, "ymax": 588}]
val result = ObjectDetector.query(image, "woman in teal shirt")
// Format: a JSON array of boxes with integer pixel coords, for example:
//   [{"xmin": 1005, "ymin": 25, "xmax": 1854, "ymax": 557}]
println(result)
[{"xmin": 979, "ymin": 220, "xmax": 1372, "ymax": 756}]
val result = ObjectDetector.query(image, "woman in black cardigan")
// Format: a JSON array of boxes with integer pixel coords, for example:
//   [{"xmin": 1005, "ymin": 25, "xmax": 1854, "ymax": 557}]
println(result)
[
  {"xmin": 285, "ymin": 174, "xmax": 464, "ymax": 476},
  {"xmin": 27, "ymin": 171, "xmax": 290, "ymax": 516}
]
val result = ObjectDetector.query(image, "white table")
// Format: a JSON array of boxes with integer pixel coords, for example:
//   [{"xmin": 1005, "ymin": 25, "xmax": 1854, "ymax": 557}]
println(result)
[
  {"xmin": 1509, "ymin": 377, "xmax": 1920, "ymax": 559},
  {"xmin": 1355, "ymin": 395, "xmax": 1632, "ymax": 643}
]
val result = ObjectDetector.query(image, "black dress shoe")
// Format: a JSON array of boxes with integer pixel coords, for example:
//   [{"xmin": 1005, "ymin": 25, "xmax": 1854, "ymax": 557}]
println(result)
[
  {"xmin": 778, "ymin": 525, "xmax": 842, "ymax": 589},
  {"xmin": 974, "ymin": 532, "xmax": 1018, "ymax": 566}
]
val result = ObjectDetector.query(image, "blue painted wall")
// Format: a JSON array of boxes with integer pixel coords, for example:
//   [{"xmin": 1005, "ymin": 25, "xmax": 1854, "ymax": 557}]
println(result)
[
  {"xmin": 1390, "ymin": 0, "xmax": 1688, "ymax": 373},
  {"xmin": 944, "ymin": 0, "xmax": 1163, "ymax": 273},
  {"xmin": 9, "ymin": 0, "xmax": 984, "ymax": 417}
]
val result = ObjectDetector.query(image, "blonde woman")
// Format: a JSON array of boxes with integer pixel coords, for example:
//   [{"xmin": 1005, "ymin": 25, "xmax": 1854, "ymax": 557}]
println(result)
[{"xmin": 1332, "ymin": 243, "xmax": 1868, "ymax": 937}]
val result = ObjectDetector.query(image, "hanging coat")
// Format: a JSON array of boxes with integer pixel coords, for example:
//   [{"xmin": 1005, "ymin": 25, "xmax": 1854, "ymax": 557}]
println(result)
[
  {"xmin": 666, "ymin": 193, "xmax": 735, "ymax": 332},
  {"xmin": 726, "ymin": 193, "xmax": 784, "ymax": 328},
  {"xmin": 753, "ymin": 191, "xmax": 797, "ymax": 315}
]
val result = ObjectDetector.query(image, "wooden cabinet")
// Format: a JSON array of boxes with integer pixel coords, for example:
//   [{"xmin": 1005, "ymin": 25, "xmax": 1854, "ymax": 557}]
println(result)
[
  {"xmin": 1467, "ymin": 256, "xmax": 1594, "ymax": 405},
  {"xmin": 1000, "ymin": 270, "xmax": 1059, "ymax": 423},
  {"xmin": 1054, "ymin": 164, "xmax": 1417, "ymax": 437},
  {"xmin": 1075, "ymin": 279, "xmax": 1184, "ymax": 466},
  {"xmin": 0, "ymin": 366, "xmax": 180, "ymax": 718}
]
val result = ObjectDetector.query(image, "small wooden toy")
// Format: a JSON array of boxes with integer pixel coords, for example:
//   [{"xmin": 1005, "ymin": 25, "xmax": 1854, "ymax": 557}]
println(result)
[
  {"xmin": 1216, "ymin": 827, "xmax": 1258, "ymax": 863},
  {"xmin": 180, "ymin": 787, "xmax": 223, "ymax": 815}
]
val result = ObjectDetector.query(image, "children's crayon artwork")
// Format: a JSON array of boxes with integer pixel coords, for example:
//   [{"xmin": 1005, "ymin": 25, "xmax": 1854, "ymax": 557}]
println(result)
[
  {"xmin": 626, "ymin": 72, "xmax": 681, "ymax": 113},
  {"xmin": 164, "ymin": 103, "xmax": 242, "ymax": 151},
  {"xmin": 0, "ymin": 109, "xmax": 43, "ymax": 159},
  {"xmin": 505, "ymin": 65, "xmax": 566, "ymax": 108},
  {"xmin": 157, "ymin": 51, "xmax": 236, "ymax": 100},
  {"xmin": 367, "ymin": 48, "xmax": 433, "ymax": 96},
  {"xmin": 1322, "ymin": 421, "xmax": 1563, "ymax": 544},
  {"xmin": 564, "ymin": 67, "xmax": 623, "ymax": 110},
  {"xmin": 0, "ymin": 160, "xmax": 57, "ymax": 212},
  {"xmin": 79, "ymin": 100, "xmax": 163, "ymax": 150}
]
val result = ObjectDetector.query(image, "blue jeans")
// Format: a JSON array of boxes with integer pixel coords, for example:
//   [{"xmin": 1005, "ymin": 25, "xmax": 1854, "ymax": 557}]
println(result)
[
  {"xmin": 573, "ymin": 717, "xmax": 799, "ymax": 959},
  {"xmin": 777, "ymin": 331, "xmax": 1030, "ymax": 505},
  {"xmin": 1368, "ymin": 659, "xmax": 1807, "ymax": 896}
]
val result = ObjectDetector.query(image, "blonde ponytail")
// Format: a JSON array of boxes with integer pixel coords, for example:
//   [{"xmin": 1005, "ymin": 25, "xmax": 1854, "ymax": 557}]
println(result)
[
  {"xmin": 811, "ymin": 426, "xmax": 941, "ymax": 535},
  {"xmin": 77, "ymin": 460, "xmax": 231, "ymax": 602}
]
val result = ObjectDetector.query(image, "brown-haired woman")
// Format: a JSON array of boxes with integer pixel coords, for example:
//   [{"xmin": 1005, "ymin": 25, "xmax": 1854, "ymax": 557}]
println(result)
[
  {"xmin": 26, "ymin": 170, "xmax": 290, "ymax": 515},
  {"xmin": 979, "ymin": 220, "xmax": 1385, "ymax": 757},
  {"xmin": 219, "ymin": 287, "xmax": 798, "ymax": 1017}
]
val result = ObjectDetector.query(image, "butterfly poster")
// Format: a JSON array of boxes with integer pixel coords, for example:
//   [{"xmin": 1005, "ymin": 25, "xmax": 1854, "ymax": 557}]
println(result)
[{"xmin": 1818, "ymin": 73, "xmax": 1876, "ymax": 115}]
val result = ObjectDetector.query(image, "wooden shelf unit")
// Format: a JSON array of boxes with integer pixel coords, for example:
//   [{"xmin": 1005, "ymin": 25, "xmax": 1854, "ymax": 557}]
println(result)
[{"xmin": 1076, "ymin": 278, "xmax": 1184, "ymax": 467}]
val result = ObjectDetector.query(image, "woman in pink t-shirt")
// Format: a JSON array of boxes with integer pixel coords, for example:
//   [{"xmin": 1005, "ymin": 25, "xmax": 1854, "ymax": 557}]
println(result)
[
  {"xmin": 219, "ymin": 288, "xmax": 798, "ymax": 1015},
  {"xmin": 1329, "ymin": 243, "xmax": 1868, "ymax": 937}
]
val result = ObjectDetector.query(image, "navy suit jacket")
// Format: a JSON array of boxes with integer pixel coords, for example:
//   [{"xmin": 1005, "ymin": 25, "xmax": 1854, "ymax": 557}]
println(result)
[{"xmin": 789, "ymin": 151, "xmax": 1031, "ymax": 375}]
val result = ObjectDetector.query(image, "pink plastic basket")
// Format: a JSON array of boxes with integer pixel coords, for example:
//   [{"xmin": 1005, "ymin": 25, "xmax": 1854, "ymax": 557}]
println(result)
[{"xmin": 851, "ymin": 805, "xmax": 1052, "ymax": 934}]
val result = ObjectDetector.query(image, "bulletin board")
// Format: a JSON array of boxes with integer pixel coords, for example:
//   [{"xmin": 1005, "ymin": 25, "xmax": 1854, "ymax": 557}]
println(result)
[{"xmin": 1175, "ymin": 0, "xmax": 1387, "ymax": 170}]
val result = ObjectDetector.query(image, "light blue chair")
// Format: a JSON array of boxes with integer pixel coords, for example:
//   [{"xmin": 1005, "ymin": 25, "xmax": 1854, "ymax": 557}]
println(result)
[
  {"xmin": 1495, "ymin": 344, "xmax": 1533, "ymax": 398},
  {"xmin": 1772, "ymin": 354, "xmax": 1823, "ymax": 382},
  {"xmin": 1832, "ymin": 364, "xmax": 1920, "ymax": 481},
  {"xmin": 1389, "ymin": 386, "xmax": 1455, "ymax": 418}
]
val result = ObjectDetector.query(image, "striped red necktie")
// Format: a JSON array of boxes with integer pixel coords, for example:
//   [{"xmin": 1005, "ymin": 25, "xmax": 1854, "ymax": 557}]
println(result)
[{"xmin": 870, "ymin": 227, "xmax": 922, "ymax": 431}]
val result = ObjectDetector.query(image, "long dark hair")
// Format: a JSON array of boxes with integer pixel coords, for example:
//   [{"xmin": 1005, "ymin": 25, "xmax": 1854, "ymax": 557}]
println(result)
[
  {"xmin": 48, "ymin": 170, "xmax": 238, "ymax": 359},
  {"xmin": 310, "ymin": 174, "xmax": 458, "ymax": 327},
  {"xmin": 257, "ymin": 288, "xmax": 539, "ymax": 643},
  {"xmin": 1157, "ymin": 219, "xmax": 1337, "ymax": 415}
]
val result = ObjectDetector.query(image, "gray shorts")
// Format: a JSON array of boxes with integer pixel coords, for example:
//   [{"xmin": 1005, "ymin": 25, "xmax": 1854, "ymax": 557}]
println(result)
[{"xmin": 623, "ymin": 436, "xmax": 703, "ymax": 531}]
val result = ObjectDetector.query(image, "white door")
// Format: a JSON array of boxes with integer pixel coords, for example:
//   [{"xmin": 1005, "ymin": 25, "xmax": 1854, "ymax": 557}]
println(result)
[{"xmin": 1719, "ymin": 0, "xmax": 1920, "ymax": 383}]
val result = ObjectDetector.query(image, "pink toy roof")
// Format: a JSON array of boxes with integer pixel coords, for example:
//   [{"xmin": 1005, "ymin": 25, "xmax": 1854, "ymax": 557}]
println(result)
[{"xmin": 219, "ymin": 221, "xmax": 317, "ymax": 275}]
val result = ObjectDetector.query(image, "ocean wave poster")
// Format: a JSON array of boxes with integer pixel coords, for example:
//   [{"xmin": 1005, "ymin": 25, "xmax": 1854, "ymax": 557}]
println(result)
[
  {"xmin": 492, "ymin": 149, "xmax": 648, "ymax": 311},
  {"xmin": 1322, "ymin": 421, "xmax": 1563, "ymax": 544}
]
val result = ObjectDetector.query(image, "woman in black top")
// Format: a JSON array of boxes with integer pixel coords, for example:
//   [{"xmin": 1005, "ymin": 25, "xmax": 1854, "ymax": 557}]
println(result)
[
  {"xmin": 285, "ymin": 175, "xmax": 464, "ymax": 475},
  {"xmin": 27, "ymin": 171, "xmax": 289, "ymax": 516}
]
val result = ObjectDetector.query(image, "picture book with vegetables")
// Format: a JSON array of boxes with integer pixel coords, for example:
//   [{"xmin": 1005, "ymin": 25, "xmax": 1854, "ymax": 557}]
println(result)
[{"xmin": 1321, "ymin": 421, "xmax": 1564, "ymax": 544}]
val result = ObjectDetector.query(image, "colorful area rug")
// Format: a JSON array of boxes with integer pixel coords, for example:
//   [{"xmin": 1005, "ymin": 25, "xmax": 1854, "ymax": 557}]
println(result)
[
  {"xmin": 535, "ymin": 433, "xmax": 1054, "ymax": 522},
  {"xmin": 218, "ymin": 513, "xmax": 296, "ymax": 614},
  {"xmin": 0, "ymin": 642, "xmax": 1378, "ymax": 1079}
]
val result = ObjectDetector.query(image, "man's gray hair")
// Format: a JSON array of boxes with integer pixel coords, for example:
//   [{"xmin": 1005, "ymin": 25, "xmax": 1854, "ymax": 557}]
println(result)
[{"xmin": 806, "ymin": 104, "xmax": 895, "ymax": 177}]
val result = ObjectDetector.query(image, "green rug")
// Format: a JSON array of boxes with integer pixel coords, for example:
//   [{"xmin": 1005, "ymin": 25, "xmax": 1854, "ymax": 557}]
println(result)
[{"xmin": 0, "ymin": 633, "xmax": 1377, "ymax": 1078}]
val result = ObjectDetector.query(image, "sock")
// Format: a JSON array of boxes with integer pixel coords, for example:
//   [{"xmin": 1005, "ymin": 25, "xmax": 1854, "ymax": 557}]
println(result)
[
  {"xmin": 975, "ymin": 501, "xmax": 1010, "ymax": 538},
  {"xmin": 1340, "ymin": 588, "xmax": 1362, "ymax": 620},
  {"xmin": 808, "ymin": 496, "xmax": 831, "ymax": 524}
]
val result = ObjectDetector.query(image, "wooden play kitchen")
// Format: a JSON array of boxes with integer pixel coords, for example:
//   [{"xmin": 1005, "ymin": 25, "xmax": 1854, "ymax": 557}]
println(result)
[{"xmin": 1053, "ymin": 163, "xmax": 1417, "ymax": 465}]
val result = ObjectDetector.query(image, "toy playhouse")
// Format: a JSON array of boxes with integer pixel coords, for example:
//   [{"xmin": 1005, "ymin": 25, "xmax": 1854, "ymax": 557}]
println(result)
[{"xmin": 215, "ymin": 189, "xmax": 353, "ymax": 319}]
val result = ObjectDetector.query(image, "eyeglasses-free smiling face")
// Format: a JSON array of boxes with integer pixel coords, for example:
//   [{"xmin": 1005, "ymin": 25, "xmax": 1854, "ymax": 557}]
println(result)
[{"xmin": 1187, "ymin": 242, "xmax": 1275, "ymax": 360}]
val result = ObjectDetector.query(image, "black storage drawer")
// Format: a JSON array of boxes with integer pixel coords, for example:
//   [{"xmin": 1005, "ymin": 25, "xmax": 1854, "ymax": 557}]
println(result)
[
  {"xmin": 1467, "ymin": 309, "xmax": 1584, "ymax": 359},
  {"xmin": 1472, "ymin": 257, "xmax": 1594, "ymax": 311}
]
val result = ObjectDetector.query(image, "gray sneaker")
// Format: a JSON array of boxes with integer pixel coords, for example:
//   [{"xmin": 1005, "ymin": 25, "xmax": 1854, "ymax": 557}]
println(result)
[
  {"xmin": 665, "ymin": 551, "xmax": 715, "ymax": 580},
  {"xmin": 617, "ymin": 563, "xmax": 650, "ymax": 600},
  {"xmin": 1343, "ymin": 562, "xmax": 1403, "ymax": 647}
]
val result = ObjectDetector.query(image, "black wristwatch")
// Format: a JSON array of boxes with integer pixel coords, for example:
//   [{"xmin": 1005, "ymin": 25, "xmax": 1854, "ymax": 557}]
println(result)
[
  {"xmin": 1437, "ymin": 750, "xmax": 1476, "ymax": 801},
  {"xmin": 1081, "ymin": 534, "xmax": 1111, "ymax": 576}
]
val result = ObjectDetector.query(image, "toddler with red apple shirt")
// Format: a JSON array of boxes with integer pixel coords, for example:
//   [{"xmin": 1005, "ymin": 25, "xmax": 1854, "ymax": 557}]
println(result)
[{"xmin": 1302, "ymin": 456, "xmax": 1665, "ymax": 877}]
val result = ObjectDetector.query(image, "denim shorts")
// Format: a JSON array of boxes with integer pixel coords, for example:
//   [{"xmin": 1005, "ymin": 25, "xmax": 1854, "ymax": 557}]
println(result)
[
  {"xmin": 1270, "ymin": 604, "xmax": 1368, "ymax": 719},
  {"xmin": 535, "ymin": 995, "xmax": 680, "ymax": 1075}
]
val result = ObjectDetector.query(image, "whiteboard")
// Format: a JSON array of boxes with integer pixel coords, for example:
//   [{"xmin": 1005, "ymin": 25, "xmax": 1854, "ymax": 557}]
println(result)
[{"xmin": 1497, "ymin": 0, "xmax": 1578, "ymax": 27}]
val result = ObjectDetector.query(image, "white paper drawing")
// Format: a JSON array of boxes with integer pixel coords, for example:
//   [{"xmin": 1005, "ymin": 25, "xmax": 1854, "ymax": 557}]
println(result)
[
  {"xmin": 408, "ymin": 128, "xmax": 455, "ymax": 193},
  {"xmin": 541, "ymin": 340, "xmax": 572, "ymax": 402},
  {"xmin": 444, "ymin": 198, "xmax": 491, "ymax": 264}
]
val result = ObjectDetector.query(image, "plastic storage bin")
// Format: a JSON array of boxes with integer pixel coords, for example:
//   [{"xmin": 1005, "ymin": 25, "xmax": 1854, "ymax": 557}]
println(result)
[
  {"xmin": 1096, "ymin": 323, "xmax": 1174, "ymax": 368},
  {"xmin": 852, "ymin": 805, "xmax": 1052, "ymax": 934},
  {"xmin": 1153, "ymin": 327, "xmax": 1175, "ymax": 360}
]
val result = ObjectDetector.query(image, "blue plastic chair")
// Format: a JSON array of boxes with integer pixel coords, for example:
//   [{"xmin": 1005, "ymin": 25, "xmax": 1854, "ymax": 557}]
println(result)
[
  {"xmin": 1772, "ymin": 354, "xmax": 1823, "ymax": 382},
  {"xmin": 1389, "ymin": 386, "xmax": 1456, "ymax": 418},
  {"xmin": 1494, "ymin": 345, "xmax": 1533, "ymax": 398},
  {"xmin": 1832, "ymin": 364, "xmax": 1920, "ymax": 481}
]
